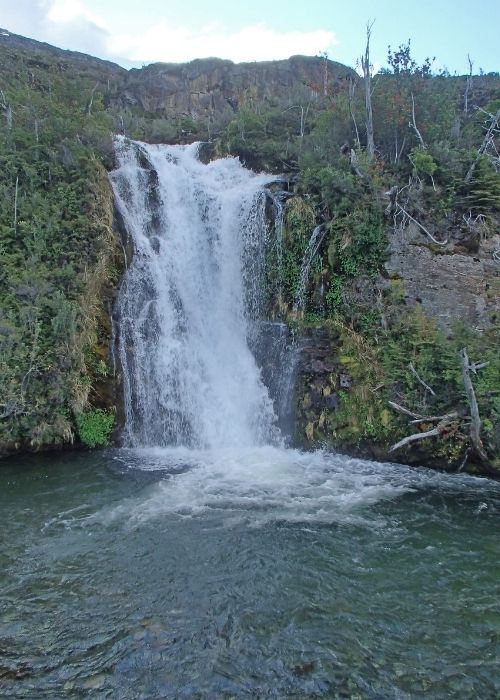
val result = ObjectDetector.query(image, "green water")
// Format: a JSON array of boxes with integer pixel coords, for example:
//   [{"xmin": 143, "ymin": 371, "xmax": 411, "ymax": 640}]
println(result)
[{"xmin": 1, "ymin": 447, "xmax": 499, "ymax": 698}]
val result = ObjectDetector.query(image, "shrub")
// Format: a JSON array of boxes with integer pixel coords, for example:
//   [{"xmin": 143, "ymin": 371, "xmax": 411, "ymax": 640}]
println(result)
[{"xmin": 76, "ymin": 409, "xmax": 115, "ymax": 448}]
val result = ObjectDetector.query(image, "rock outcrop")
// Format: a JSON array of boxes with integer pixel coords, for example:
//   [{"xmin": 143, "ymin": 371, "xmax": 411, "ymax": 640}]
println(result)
[
  {"xmin": 123, "ymin": 55, "xmax": 355, "ymax": 118},
  {"xmin": 386, "ymin": 223, "xmax": 499, "ymax": 331},
  {"xmin": 0, "ymin": 29, "xmax": 355, "ymax": 122}
]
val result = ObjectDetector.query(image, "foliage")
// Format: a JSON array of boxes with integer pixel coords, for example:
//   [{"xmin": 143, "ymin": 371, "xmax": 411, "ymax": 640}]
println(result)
[
  {"xmin": 0, "ymin": 41, "xmax": 121, "ymax": 454},
  {"xmin": 409, "ymin": 146, "xmax": 437, "ymax": 179},
  {"xmin": 385, "ymin": 40, "xmax": 435, "ymax": 77},
  {"xmin": 265, "ymin": 197, "xmax": 316, "ymax": 314},
  {"xmin": 321, "ymin": 309, "xmax": 499, "ymax": 468},
  {"xmin": 462, "ymin": 158, "xmax": 500, "ymax": 211},
  {"xmin": 76, "ymin": 409, "xmax": 115, "ymax": 448}
]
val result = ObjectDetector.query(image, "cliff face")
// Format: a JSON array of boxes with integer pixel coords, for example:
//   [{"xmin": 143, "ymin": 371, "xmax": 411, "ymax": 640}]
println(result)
[
  {"xmin": 385, "ymin": 223, "xmax": 499, "ymax": 332},
  {"xmin": 0, "ymin": 29, "xmax": 354, "ymax": 121},
  {"xmin": 122, "ymin": 55, "xmax": 355, "ymax": 118}
]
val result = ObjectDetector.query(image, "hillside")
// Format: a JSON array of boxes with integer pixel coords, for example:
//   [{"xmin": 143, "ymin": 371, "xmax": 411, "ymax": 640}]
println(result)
[{"xmin": 0, "ymin": 29, "xmax": 498, "ymax": 474}]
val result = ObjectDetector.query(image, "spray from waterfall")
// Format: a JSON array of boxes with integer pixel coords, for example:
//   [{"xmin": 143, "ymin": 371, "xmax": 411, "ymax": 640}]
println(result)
[{"xmin": 110, "ymin": 137, "xmax": 283, "ymax": 449}]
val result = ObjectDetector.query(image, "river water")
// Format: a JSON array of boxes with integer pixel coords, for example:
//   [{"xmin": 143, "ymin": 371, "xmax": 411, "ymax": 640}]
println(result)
[{"xmin": 1, "ymin": 447, "xmax": 499, "ymax": 698}]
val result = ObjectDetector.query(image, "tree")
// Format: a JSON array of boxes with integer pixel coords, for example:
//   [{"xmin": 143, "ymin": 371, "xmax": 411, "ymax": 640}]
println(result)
[{"xmin": 360, "ymin": 21, "xmax": 375, "ymax": 157}]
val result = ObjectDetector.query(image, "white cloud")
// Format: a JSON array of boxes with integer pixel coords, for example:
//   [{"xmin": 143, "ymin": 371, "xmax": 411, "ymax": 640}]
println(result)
[
  {"xmin": 1, "ymin": 1, "xmax": 337, "ymax": 65},
  {"xmin": 47, "ymin": 0, "xmax": 105, "ymax": 28},
  {"xmin": 109, "ymin": 21, "xmax": 336, "ymax": 64},
  {"xmin": 1, "ymin": 0, "xmax": 109, "ymax": 57}
]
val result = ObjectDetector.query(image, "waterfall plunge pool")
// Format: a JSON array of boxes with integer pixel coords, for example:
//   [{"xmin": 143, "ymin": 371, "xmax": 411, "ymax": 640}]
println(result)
[
  {"xmin": 1, "ymin": 447, "xmax": 499, "ymax": 698},
  {"xmin": 4, "ymin": 139, "xmax": 497, "ymax": 697}
]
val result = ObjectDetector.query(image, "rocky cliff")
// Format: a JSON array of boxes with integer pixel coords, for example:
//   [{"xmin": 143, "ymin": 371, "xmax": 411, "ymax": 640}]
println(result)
[
  {"xmin": 0, "ymin": 29, "xmax": 354, "ymax": 122},
  {"xmin": 122, "ymin": 55, "xmax": 355, "ymax": 118}
]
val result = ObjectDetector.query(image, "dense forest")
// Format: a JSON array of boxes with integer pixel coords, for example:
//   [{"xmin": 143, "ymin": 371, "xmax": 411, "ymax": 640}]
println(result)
[{"xmin": 0, "ymin": 30, "xmax": 498, "ymax": 474}]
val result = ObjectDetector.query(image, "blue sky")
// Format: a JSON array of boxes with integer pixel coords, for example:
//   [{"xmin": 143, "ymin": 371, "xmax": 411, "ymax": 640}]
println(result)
[{"xmin": 0, "ymin": 0, "xmax": 498, "ymax": 74}]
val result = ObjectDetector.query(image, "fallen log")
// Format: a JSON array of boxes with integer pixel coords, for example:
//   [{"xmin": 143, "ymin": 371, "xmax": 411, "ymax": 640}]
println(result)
[{"xmin": 389, "ymin": 413, "xmax": 458, "ymax": 453}]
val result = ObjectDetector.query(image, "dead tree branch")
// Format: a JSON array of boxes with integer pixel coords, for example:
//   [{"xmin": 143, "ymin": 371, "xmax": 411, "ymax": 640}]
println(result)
[
  {"xmin": 409, "ymin": 362, "xmax": 436, "ymax": 396},
  {"xmin": 460, "ymin": 348, "xmax": 488, "ymax": 460},
  {"xmin": 409, "ymin": 93, "xmax": 426, "ymax": 148},
  {"xmin": 395, "ymin": 203, "xmax": 448, "ymax": 246},
  {"xmin": 0, "ymin": 88, "xmax": 13, "ymax": 128},
  {"xmin": 388, "ymin": 401, "xmax": 423, "ymax": 419},
  {"xmin": 457, "ymin": 447, "xmax": 471, "ymax": 472},
  {"xmin": 389, "ymin": 400, "xmax": 457, "ymax": 425},
  {"xmin": 464, "ymin": 54, "xmax": 473, "ymax": 114},
  {"xmin": 13, "ymin": 175, "xmax": 18, "ymax": 233},
  {"xmin": 389, "ymin": 414, "xmax": 457, "ymax": 453},
  {"xmin": 464, "ymin": 108, "xmax": 500, "ymax": 184},
  {"xmin": 348, "ymin": 77, "xmax": 360, "ymax": 148},
  {"xmin": 361, "ymin": 20, "xmax": 375, "ymax": 157},
  {"xmin": 350, "ymin": 149, "xmax": 365, "ymax": 178},
  {"xmin": 85, "ymin": 83, "xmax": 99, "ymax": 116}
]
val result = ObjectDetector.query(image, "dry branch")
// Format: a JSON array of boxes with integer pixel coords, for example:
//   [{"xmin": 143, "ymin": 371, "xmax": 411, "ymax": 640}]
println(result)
[
  {"xmin": 460, "ymin": 348, "xmax": 488, "ymax": 460},
  {"xmin": 390, "ymin": 425, "xmax": 442, "ymax": 452},
  {"xmin": 388, "ymin": 400, "xmax": 423, "ymax": 419},
  {"xmin": 464, "ymin": 54, "xmax": 473, "ymax": 114},
  {"xmin": 0, "ymin": 88, "xmax": 13, "ymax": 128},
  {"xmin": 409, "ymin": 362, "xmax": 436, "ymax": 396},
  {"xmin": 396, "ymin": 203, "xmax": 448, "ymax": 246},
  {"xmin": 389, "ymin": 413, "xmax": 458, "ymax": 453},
  {"xmin": 361, "ymin": 20, "xmax": 375, "ymax": 157},
  {"xmin": 464, "ymin": 108, "xmax": 500, "ymax": 184},
  {"xmin": 409, "ymin": 93, "xmax": 426, "ymax": 149}
]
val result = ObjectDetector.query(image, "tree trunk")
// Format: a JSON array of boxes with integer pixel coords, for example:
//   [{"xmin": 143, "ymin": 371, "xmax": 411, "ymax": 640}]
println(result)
[
  {"xmin": 460, "ymin": 348, "xmax": 488, "ymax": 461},
  {"xmin": 361, "ymin": 21, "xmax": 375, "ymax": 157}
]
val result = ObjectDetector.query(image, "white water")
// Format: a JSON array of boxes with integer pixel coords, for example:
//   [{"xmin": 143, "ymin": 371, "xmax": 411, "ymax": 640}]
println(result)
[
  {"xmin": 108, "ymin": 138, "xmax": 470, "ymax": 534},
  {"xmin": 99, "ymin": 446, "xmax": 416, "ymax": 529},
  {"xmin": 111, "ymin": 137, "xmax": 282, "ymax": 449},
  {"xmin": 294, "ymin": 224, "xmax": 326, "ymax": 312}
]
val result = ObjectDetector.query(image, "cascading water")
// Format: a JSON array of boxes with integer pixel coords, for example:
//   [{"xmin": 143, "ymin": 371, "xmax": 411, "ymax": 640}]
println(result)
[
  {"xmin": 293, "ymin": 224, "xmax": 326, "ymax": 313},
  {"xmin": 110, "ymin": 136, "xmax": 281, "ymax": 449}
]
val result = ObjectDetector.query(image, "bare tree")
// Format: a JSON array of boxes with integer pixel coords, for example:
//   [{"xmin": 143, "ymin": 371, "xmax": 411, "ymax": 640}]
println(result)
[
  {"xmin": 409, "ymin": 93, "xmax": 426, "ymax": 148},
  {"xmin": 464, "ymin": 54, "xmax": 473, "ymax": 114},
  {"xmin": 360, "ymin": 20, "xmax": 375, "ymax": 157},
  {"xmin": 0, "ymin": 88, "xmax": 12, "ymax": 128},
  {"xmin": 348, "ymin": 77, "xmax": 360, "ymax": 148},
  {"xmin": 13, "ymin": 175, "xmax": 19, "ymax": 233},
  {"xmin": 85, "ymin": 83, "xmax": 99, "ymax": 116},
  {"xmin": 320, "ymin": 51, "xmax": 328, "ymax": 96},
  {"xmin": 464, "ymin": 108, "xmax": 500, "ymax": 183},
  {"xmin": 460, "ymin": 348, "xmax": 488, "ymax": 461}
]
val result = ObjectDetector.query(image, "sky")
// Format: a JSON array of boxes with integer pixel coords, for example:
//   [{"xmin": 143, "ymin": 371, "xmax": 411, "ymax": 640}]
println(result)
[{"xmin": 0, "ymin": 0, "xmax": 498, "ymax": 74}]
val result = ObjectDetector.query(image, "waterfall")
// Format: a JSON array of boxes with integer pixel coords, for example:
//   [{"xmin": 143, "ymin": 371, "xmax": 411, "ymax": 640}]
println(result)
[
  {"xmin": 266, "ymin": 189, "xmax": 286, "ymax": 307},
  {"xmin": 110, "ymin": 136, "xmax": 281, "ymax": 449}
]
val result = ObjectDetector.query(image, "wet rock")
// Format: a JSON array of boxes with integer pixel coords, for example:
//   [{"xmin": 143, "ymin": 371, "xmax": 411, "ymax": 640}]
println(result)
[
  {"xmin": 293, "ymin": 660, "xmax": 315, "ymax": 676},
  {"xmin": 339, "ymin": 373, "xmax": 352, "ymax": 389},
  {"xmin": 325, "ymin": 392, "xmax": 339, "ymax": 410},
  {"xmin": 83, "ymin": 673, "xmax": 107, "ymax": 690}
]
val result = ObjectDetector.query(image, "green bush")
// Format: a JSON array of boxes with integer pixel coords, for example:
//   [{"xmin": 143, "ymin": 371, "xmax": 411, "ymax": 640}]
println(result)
[{"xmin": 76, "ymin": 409, "xmax": 115, "ymax": 448}]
